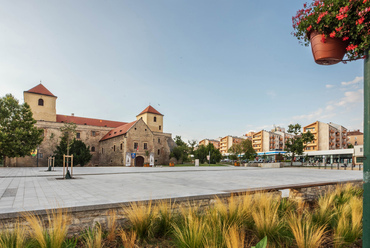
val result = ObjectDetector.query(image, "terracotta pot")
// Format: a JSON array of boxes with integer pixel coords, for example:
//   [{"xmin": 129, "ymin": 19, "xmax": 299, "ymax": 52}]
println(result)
[{"xmin": 310, "ymin": 31, "xmax": 347, "ymax": 65}]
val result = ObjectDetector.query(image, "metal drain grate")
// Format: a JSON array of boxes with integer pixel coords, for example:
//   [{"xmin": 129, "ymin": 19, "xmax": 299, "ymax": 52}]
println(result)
[{"xmin": 1, "ymin": 188, "xmax": 18, "ymax": 198}]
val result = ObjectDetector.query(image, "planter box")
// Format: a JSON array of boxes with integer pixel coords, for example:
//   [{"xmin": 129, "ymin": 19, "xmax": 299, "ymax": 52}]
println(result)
[{"xmin": 258, "ymin": 163, "xmax": 283, "ymax": 168}]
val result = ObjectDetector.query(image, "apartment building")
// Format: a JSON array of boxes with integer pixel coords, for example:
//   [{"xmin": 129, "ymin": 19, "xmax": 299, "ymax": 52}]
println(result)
[
  {"xmin": 252, "ymin": 130, "xmax": 294, "ymax": 153},
  {"xmin": 219, "ymin": 136, "xmax": 244, "ymax": 155},
  {"xmin": 303, "ymin": 121, "xmax": 348, "ymax": 151},
  {"xmin": 347, "ymin": 130, "xmax": 363, "ymax": 146},
  {"xmin": 199, "ymin": 139, "xmax": 220, "ymax": 149}
]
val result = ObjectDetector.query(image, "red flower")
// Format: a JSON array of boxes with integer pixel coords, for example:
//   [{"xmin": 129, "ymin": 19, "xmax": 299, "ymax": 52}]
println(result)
[
  {"xmin": 330, "ymin": 31, "xmax": 336, "ymax": 38},
  {"xmin": 346, "ymin": 44, "xmax": 358, "ymax": 51},
  {"xmin": 321, "ymin": 34, "xmax": 326, "ymax": 43},
  {"xmin": 307, "ymin": 25, "xmax": 312, "ymax": 32},
  {"xmin": 356, "ymin": 17, "xmax": 365, "ymax": 25},
  {"xmin": 335, "ymin": 26, "xmax": 343, "ymax": 32},
  {"xmin": 343, "ymin": 37, "xmax": 349, "ymax": 41}
]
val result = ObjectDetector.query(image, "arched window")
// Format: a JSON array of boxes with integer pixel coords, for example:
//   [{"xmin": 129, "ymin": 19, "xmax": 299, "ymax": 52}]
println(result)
[
  {"xmin": 91, "ymin": 146, "xmax": 95, "ymax": 152},
  {"xmin": 38, "ymin": 99, "xmax": 44, "ymax": 106}
]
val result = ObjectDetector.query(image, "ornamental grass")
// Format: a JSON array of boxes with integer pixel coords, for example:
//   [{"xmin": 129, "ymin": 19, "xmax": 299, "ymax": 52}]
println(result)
[{"xmin": 0, "ymin": 183, "xmax": 364, "ymax": 248}]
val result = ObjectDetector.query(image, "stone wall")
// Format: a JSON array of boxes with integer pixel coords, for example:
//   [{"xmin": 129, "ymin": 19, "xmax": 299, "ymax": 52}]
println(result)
[
  {"xmin": 7, "ymin": 121, "xmax": 112, "ymax": 167},
  {"xmin": 0, "ymin": 180, "xmax": 362, "ymax": 236}
]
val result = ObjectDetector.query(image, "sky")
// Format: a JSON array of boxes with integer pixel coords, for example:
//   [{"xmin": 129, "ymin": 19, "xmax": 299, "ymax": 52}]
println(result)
[{"xmin": 0, "ymin": 0, "xmax": 364, "ymax": 142}]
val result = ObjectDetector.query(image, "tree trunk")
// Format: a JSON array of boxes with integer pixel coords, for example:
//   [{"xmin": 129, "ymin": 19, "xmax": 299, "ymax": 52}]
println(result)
[
  {"xmin": 3, "ymin": 155, "xmax": 6, "ymax": 167},
  {"xmin": 291, "ymin": 153, "xmax": 294, "ymax": 166}
]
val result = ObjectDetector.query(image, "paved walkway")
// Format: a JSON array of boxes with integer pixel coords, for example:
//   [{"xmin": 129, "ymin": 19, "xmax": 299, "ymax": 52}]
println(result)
[{"xmin": 0, "ymin": 166, "xmax": 362, "ymax": 215}]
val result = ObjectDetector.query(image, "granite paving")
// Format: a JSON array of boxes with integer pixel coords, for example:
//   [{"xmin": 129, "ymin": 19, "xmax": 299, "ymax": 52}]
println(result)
[{"xmin": 0, "ymin": 166, "xmax": 362, "ymax": 215}]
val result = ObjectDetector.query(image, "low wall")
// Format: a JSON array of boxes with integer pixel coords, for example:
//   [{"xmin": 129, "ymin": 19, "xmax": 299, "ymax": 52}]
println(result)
[
  {"xmin": 258, "ymin": 163, "xmax": 283, "ymax": 168},
  {"xmin": 281, "ymin": 162, "xmax": 303, "ymax": 166},
  {"xmin": 0, "ymin": 180, "xmax": 362, "ymax": 236}
]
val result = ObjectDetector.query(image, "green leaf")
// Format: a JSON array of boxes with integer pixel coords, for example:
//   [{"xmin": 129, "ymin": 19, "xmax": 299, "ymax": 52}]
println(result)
[{"xmin": 252, "ymin": 236, "xmax": 267, "ymax": 248}]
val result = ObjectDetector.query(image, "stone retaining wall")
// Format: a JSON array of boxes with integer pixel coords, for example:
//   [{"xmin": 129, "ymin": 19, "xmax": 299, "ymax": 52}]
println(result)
[{"xmin": 0, "ymin": 180, "xmax": 362, "ymax": 235}]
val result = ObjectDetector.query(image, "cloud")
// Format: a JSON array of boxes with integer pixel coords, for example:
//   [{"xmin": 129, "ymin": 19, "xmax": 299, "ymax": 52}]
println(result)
[
  {"xmin": 336, "ymin": 89, "xmax": 363, "ymax": 107},
  {"xmin": 292, "ymin": 108, "xmax": 324, "ymax": 120},
  {"xmin": 326, "ymin": 84, "xmax": 335, "ymax": 89},
  {"xmin": 341, "ymin": 76, "xmax": 363, "ymax": 86}
]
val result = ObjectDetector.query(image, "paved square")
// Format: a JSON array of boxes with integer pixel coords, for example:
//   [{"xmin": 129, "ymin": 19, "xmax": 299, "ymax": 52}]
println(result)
[{"xmin": 0, "ymin": 166, "xmax": 362, "ymax": 215}]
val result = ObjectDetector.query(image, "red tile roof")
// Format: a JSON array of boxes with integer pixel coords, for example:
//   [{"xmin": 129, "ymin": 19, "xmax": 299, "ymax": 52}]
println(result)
[
  {"xmin": 347, "ymin": 130, "xmax": 363, "ymax": 136},
  {"xmin": 25, "ymin": 84, "xmax": 56, "ymax": 97},
  {"xmin": 56, "ymin": 114, "xmax": 127, "ymax": 128},
  {"xmin": 100, "ymin": 121, "xmax": 137, "ymax": 141},
  {"xmin": 137, "ymin": 105, "xmax": 163, "ymax": 116}
]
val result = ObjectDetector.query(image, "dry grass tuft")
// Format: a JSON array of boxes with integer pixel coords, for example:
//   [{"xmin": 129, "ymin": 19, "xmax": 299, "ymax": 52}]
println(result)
[
  {"xmin": 106, "ymin": 210, "xmax": 117, "ymax": 242},
  {"xmin": 172, "ymin": 214, "xmax": 207, "ymax": 248},
  {"xmin": 252, "ymin": 193, "xmax": 283, "ymax": 244},
  {"xmin": 225, "ymin": 225, "xmax": 245, "ymax": 248},
  {"xmin": 334, "ymin": 196, "xmax": 363, "ymax": 247},
  {"xmin": 123, "ymin": 200, "xmax": 155, "ymax": 240},
  {"xmin": 82, "ymin": 223, "xmax": 104, "ymax": 248},
  {"xmin": 120, "ymin": 229, "xmax": 137, "ymax": 248},
  {"xmin": 24, "ymin": 208, "xmax": 71, "ymax": 248},
  {"xmin": 0, "ymin": 221, "xmax": 27, "ymax": 248},
  {"xmin": 288, "ymin": 212, "xmax": 327, "ymax": 248}
]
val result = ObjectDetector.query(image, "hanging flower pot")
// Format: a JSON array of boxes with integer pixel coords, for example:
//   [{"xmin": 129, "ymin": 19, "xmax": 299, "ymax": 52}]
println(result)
[
  {"xmin": 310, "ymin": 31, "xmax": 348, "ymax": 65},
  {"xmin": 292, "ymin": 0, "xmax": 370, "ymax": 64}
]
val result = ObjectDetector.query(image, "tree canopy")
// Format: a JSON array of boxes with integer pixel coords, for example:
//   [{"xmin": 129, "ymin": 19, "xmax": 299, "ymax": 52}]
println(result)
[
  {"xmin": 228, "ymin": 139, "xmax": 256, "ymax": 161},
  {"xmin": 284, "ymin": 123, "xmax": 314, "ymax": 166},
  {"xmin": 54, "ymin": 135, "xmax": 92, "ymax": 166},
  {"xmin": 194, "ymin": 143, "xmax": 222, "ymax": 164},
  {"xmin": 0, "ymin": 94, "xmax": 43, "ymax": 165},
  {"xmin": 170, "ymin": 135, "xmax": 190, "ymax": 163}
]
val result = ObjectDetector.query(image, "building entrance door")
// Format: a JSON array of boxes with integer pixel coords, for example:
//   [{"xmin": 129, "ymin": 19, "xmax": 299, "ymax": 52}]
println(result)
[{"xmin": 135, "ymin": 156, "xmax": 144, "ymax": 167}]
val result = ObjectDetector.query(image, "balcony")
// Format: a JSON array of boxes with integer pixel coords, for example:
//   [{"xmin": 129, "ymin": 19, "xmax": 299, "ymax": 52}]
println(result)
[
  {"xmin": 330, "ymin": 136, "xmax": 335, "ymax": 140},
  {"xmin": 336, "ymin": 132, "xmax": 340, "ymax": 136},
  {"xmin": 336, "ymin": 138, "xmax": 340, "ymax": 142},
  {"xmin": 330, "ymin": 130, "xmax": 335, "ymax": 133}
]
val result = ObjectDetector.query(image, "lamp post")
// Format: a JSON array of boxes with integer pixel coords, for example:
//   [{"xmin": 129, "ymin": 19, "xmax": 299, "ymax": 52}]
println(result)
[{"xmin": 363, "ymin": 51, "xmax": 370, "ymax": 247}]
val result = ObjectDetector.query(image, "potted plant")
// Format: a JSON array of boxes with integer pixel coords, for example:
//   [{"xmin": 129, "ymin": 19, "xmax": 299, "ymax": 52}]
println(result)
[{"xmin": 292, "ymin": 0, "xmax": 370, "ymax": 65}]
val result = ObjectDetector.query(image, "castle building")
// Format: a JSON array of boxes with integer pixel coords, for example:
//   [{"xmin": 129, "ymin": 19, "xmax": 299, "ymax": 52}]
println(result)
[{"xmin": 6, "ymin": 84, "xmax": 175, "ymax": 167}]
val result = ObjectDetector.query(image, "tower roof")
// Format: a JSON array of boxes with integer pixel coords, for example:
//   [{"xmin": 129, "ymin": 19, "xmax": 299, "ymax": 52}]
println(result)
[
  {"xmin": 25, "ymin": 84, "xmax": 56, "ymax": 97},
  {"xmin": 137, "ymin": 105, "xmax": 163, "ymax": 116}
]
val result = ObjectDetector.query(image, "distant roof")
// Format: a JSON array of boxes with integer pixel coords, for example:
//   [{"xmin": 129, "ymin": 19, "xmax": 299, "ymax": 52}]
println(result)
[
  {"xmin": 56, "ymin": 114, "xmax": 127, "ymax": 128},
  {"xmin": 347, "ymin": 130, "xmax": 363, "ymax": 136},
  {"xmin": 137, "ymin": 105, "xmax": 163, "ymax": 116},
  {"xmin": 25, "ymin": 84, "xmax": 56, "ymax": 97},
  {"xmin": 100, "ymin": 121, "xmax": 137, "ymax": 141}
]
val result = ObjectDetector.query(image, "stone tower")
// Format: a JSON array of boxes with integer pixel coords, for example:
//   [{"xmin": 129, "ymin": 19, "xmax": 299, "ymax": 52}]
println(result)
[
  {"xmin": 23, "ymin": 84, "xmax": 57, "ymax": 122},
  {"xmin": 136, "ymin": 105, "xmax": 163, "ymax": 132}
]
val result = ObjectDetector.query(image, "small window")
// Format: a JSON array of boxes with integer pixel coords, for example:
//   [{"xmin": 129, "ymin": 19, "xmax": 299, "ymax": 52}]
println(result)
[
  {"xmin": 134, "ymin": 142, "xmax": 138, "ymax": 150},
  {"xmin": 120, "ymin": 143, "xmax": 123, "ymax": 150},
  {"xmin": 38, "ymin": 153, "xmax": 43, "ymax": 158},
  {"xmin": 157, "ymin": 149, "xmax": 160, "ymax": 155},
  {"xmin": 144, "ymin": 143, "xmax": 148, "ymax": 150},
  {"xmin": 158, "ymin": 138, "xmax": 161, "ymax": 144},
  {"xmin": 91, "ymin": 146, "xmax": 95, "ymax": 152},
  {"xmin": 91, "ymin": 131, "xmax": 96, "ymax": 137},
  {"xmin": 154, "ymin": 117, "xmax": 157, "ymax": 122},
  {"xmin": 159, "ymin": 125, "xmax": 161, "ymax": 130},
  {"xmin": 38, "ymin": 98, "xmax": 44, "ymax": 106},
  {"xmin": 113, "ymin": 145, "xmax": 116, "ymax": 151},
  {"xmin": 76, "ymin": 133, "xmax": 81, "ymax": 139},
  {"xmin": 102, "ymin": 148, "xmax": 104, "ymax": 154},
  {"xmin": 360, "ymin": 148, "xmax": 363, "ymax": 152}
]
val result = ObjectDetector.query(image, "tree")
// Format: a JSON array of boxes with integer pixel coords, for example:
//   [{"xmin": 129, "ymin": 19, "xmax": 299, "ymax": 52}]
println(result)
[
  {"xmin": 284, "ymin": 124, "xmax": 314, "ymax": 166},
  {"xmin": 54, "ymin": 136, "xmax": 92, "ymax": 166},
  {"xmin": 187, "ymin": 140, "xmax": 198, "ymax": 155},
  {"xmin": 170, "ymin": 136, "xmax": 189, "ymax": 163},
  {"xmin": 228, "ymin": 143, "xmax": 243, "ymax": 162},
  {"xmin": 59, "ymin": 122, "xmax": 77, "ymax": 155},
  {"xmin": 348, "ymin": 144, "xmax": 354, "ymax": 148},
  {"xmin": 194, "ymin": 143, "xmax": 222, "ymax": 164},
  {"xmin": 0, "ymin": 94, "xmax": 43, "ymax": 166},
  {"xmin": 228, "ymin": 139, "xmax": 256, "ymax": 162}
]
